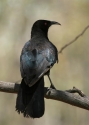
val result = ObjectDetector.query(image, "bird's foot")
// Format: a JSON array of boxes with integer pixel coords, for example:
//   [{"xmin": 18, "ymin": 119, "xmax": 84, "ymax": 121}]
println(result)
[
  {"xmin": 47, "ymin": 87, "xmax": 53, "ymax": 95},
  {"xmin": 50, "ymin": 84, "xmax": 56, "ymax": 90}
]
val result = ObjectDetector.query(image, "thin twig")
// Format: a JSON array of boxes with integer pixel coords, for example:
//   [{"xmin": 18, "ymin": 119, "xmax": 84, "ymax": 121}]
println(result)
[
  {"xmin": 66, "ymin": 87, "xmax": 85, "ymax": 97},
  {"xmin": 58, "ymin": 25, "xmax": 89, "ymax": 54}
]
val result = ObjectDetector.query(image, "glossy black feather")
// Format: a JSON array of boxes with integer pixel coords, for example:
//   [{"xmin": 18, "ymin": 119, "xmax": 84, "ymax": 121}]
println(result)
[{"xmin": 16, "ymin": 20, "xmax": 59, "ymax": 118}]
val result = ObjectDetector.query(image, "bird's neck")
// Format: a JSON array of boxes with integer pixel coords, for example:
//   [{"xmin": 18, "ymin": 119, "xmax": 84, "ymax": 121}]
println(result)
[{"xmin": 31, "ymin": 29, "xmax": 48, "ymax": 39}]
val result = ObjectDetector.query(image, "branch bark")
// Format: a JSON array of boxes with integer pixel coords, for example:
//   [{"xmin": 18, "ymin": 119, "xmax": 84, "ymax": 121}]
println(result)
[{"xmin": 0, "ymin": 81, "xmax": 89, "ymax": 111}]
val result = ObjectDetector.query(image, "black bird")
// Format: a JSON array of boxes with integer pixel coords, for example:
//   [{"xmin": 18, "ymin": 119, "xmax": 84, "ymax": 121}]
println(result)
[{"xmin": 16, "ymin": 20, "xmax": 60, "ymax": 118}]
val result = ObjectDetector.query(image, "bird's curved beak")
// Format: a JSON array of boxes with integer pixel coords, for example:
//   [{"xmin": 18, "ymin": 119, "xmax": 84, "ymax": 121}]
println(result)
[{"xmin": 51, "ymin": 21, "xmax": 61, "ymax": 25}]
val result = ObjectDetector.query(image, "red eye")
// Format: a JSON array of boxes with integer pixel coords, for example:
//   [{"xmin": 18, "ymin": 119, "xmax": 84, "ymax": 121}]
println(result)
[{"xmin": 44, "ymin": 22, "xmax": 47, "ymax": 25}]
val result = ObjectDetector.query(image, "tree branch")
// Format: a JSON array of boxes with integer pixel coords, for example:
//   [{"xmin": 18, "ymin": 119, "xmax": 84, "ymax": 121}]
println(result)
[
  {"xmin": 58, "ymin": 25, "xmax": 89, "ymax": 53},
  {"xmin": 0, "ymin": 81, "xmax": 89, "ymax": 111}
]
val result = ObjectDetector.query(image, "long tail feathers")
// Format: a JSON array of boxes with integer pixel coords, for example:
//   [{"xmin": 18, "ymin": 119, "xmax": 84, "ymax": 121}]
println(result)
[{"xmin": 16, "ymin": 77, "xmax": 45, "ymax": 118}]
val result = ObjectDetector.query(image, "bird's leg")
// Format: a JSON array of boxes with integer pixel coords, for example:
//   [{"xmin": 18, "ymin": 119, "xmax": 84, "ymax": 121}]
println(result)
[{"xmin": 47, "ymin": 75, "xmax": 56, "ymax": 89}]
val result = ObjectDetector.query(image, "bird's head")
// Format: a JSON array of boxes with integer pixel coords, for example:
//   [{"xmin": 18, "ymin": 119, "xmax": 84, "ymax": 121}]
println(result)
[{"xmin": 31, "ymin": 20, "xmax": 61, "ymax": 38}]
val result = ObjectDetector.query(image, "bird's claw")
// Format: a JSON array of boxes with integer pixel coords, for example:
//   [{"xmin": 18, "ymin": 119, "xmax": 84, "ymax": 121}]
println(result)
[
  {"xmin": 50, "ymin": 84, "xmax": 56, "ymax": 90},
  {"xmin": 47, "ymin": 87, "xmax": 53, "ymax": 95}
]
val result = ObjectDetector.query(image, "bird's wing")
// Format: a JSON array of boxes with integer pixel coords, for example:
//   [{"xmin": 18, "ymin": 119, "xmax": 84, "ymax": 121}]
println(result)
[{"xmin": 20, "ymin": 41, "xmax": 57, "ymax": 87}]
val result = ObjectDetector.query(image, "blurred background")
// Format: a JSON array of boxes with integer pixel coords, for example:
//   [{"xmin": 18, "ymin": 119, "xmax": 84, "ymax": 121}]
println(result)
[{"xmin": 0, "ymin": 0, "xmax": 89, "ymax": 125}]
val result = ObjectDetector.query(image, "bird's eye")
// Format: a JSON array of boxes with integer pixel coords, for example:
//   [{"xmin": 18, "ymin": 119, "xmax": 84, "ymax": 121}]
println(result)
[{"xmin": 44, "ymin": 22, "xmax": 47, "ymax": 26}]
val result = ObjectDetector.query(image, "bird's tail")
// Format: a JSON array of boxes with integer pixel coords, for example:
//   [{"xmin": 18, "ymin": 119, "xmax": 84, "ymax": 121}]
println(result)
[{"xmin": 16, "ymin": 77, "xmax": 45, "ymax": 118}]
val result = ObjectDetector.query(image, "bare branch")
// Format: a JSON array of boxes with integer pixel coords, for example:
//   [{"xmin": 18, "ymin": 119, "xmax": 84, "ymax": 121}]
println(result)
[
  {"xmin": 0, "ymin": 81, "xmax": 89, "ymax": 111},
  {"xmin": 0, "ymin": 81, "xmax": 19, "ymax": 93},
  {"xmin": 58, "ymin": 25, "xmax": 89, "ymax": 53}
]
